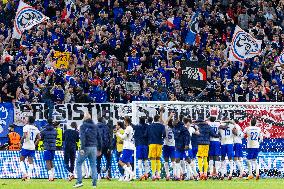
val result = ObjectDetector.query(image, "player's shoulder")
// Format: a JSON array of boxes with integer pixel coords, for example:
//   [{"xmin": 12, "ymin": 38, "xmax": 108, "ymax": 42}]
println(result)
[
  {"xmin": 209, "ymin": 121, "xmax": 220, "ymax": 126},
  {"xmin": 23, "ymin": 124, "xmax": 32, "ymax": 130},
  {"xmin": 126, "ymin": 125, "xmax": 133, "ymax": 130},
  {"xmin": 23, "ymin": 124, "xmax": 30, "ymax": 128},
  {"xmin": 189, "ymin": 126, "xmax": 195, "ymax": 132},
  {"xmin": 235, "ymin": 124, "xmax": 241, "ymax": 128},
  {"xmin": 256, "ymin": 127, "xmax": 261, "ymax": 131}
]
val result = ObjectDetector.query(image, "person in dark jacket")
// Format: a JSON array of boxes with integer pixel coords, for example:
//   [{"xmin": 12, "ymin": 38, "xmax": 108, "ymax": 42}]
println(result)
[
  {"xmin": 173, "ymin": 115, "xmax": 190, "ymax": 180},
  {"xmin": 133, "ymin": 117, "xmax": 149, "ymax": 180},
  {"xmin": 74, "ymin": 112, "xmax": 102, "ymax": 188},
  {"xmin": 146, "ymin": 114, "xmax": 166, "ymax": 180},
  {"xmin": 63, "ymin": 122, "xmax": 79, "ymax": 181},
  {"xmin": 96, "ymin": 117, "xmax": 112, "ymax": 180},
  {"xmin": 195, "ymin": 118, "xmax": 220, "ymax": 180},
  {"xmin": 40, "ymin": 119, "xmax": 57, "ymax": 181}
]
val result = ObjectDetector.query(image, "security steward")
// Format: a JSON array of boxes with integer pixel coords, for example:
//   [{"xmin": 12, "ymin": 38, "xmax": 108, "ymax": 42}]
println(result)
[{"xmin": 7, "ymin": 124, "xmax": 21, "ymax": 151}]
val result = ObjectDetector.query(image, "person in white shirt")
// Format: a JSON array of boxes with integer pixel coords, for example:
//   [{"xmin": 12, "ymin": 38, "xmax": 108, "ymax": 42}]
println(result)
[
  {"xmin": 116, "ymin": 117, "xmax": 135, "ymax": 182},
  {"xmin": 208, "ymin": 117, "xmax": 221, "ymax": 178},
  {"xmin": 232, "ymin": 119, "xmax": 245, "ymax": 178},
  {"xmin": 219, "ymin": 117, "xmax": 235, "ymax": 180},
  {"xmin": 243, "ymin": 118, "xmax": 263, "ymax": 180},
  {"xmin": 20, "ymin": 116, "xmax": 40, "ymax": 181},
  {"xmin": 160, "ymin": 111, "xmax": 176, "ymax": 181}
]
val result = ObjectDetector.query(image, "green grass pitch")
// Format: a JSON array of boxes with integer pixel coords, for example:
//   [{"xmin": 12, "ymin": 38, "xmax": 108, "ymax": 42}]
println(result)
[{"xmin": 1, "ymin": 179, "xmax": 284, "ymax": 189}]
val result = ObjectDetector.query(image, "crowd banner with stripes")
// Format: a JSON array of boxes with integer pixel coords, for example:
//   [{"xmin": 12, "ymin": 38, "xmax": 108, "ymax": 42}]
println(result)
[
  {"xmin": 229, "ymin": 25, "xmax": 262, "ymax": 62},
  {"xmin": 12, "ymin": 0, "xmax": 49, "ymax": 39}
]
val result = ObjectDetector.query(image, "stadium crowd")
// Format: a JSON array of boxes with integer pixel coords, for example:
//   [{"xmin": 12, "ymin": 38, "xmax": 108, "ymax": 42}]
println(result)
[{"xmin": 0, "ymin": 0, "xmax": 284, "ymax": 104}]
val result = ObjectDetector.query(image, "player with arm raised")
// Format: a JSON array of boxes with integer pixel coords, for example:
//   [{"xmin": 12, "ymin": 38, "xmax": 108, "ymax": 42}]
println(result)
[
  {"xmin": 243, "ymin": 118, "xmax": 263, "ymax": 180},
  {"xmin": 133, "ymin": 117, "xmax": 150, "ymax": 181},
  {"xmin": 160, "ymin": 108, "xmax": 175, "ymax": 181},
  {"xmin": 232, "ymin": 119, "xmax": 245, "ymax": 178},
  {"xmin": 146, "ymin": 113, "xmax": 166, "ymax": 181},
  {"xmin": 195, "ymin": 117, "xmax": 219, "ymax": 180},
  {"xmin": 19, "ymin": 116, "xmax": 40, "ymax": 181},
  {"xmin": 190, "ymin": 123, "xmax": 199, "ymax": 179},
  {"xmin": 208, "ymin": 116, "xmax": 221, "ymax": 178},
  {"xmin": 172, "ymin": 114, "xmax": 190, "ymax": 181},
  {"xmin": 219, "ymin": 117, "xmax": 235, "ymax": 180},
  {"xmin": 184, "ymin": 117, "xmax": 199, "ymax": 180},
  {"xmin": 117, "ymin": 117, "xmax": 135, "ymax": 182}
]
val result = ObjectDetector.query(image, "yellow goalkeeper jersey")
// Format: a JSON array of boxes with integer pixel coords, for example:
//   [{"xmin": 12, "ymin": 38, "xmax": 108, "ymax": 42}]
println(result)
[{"xmin": 116, "ymin": 129, "xmax": 124, "ymax": 152}]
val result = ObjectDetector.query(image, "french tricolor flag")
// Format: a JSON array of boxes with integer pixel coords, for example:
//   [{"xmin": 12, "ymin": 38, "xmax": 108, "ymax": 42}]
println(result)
[
  {"xmin": 166, "ymin": 17, "xmax": 175, "ymax": 29},
  {"xmin": 65, "ymin": 71, "xmax": 73, "ymax": 82}
]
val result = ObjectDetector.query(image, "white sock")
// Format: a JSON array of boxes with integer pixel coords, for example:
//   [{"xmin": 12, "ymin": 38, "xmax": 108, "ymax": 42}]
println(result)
[
  {"xmin": 138, "ymin": 160, "xmax": 143, "ymax": 177},
  {"xmin": 221, "ymin": 161, "xmax": 227, "ymax": 176},
  {"xmin": 180, "ymin": 161, "xmax": 185, "ymax": 175},
  {"xmin": 229, "ymin": 160, "xmax": 234, "ymax": 176},
  {"xmin": 164, "ymin": 162, "xmax": 170, "ymax": 177},
  {"xmin": 253, "ymin": 160, "xmax": 259, "ymax": 176},
  {"xmin": 122, "ymin": 165, "xmax": 129, "ymax": 178},
  {"xmin": 233, "ymin": 160, "xmax": 237, "ymax": 171},
  {"xmin": 123, "ymin": 165, "xmax": 132, "ymax": 177},
  {"xmin": 209, "ymin": 160, "xmax": 214, "ymax": 175},
  {"xmin": 247, "ymin": 160, "xmax": 253, "ymax": 176},
  {"xmin": 190, "ymin": 161, "xmax": 198, "ymax": 176},
  {"xmin": 144, "ymin": 160, "xmax": 150, "ymax": 174},
  {"xmin": 239, "ymin": 160, "xmax": 244, "ymax": 174},
  {"xmin": 20, "ymin": 161, "xmax": 27, "ymax": 176},
  {"xmin": 215, "ymin": 161, "xmax": 221, "ymax": 174},
  {"xmin": 48, "ymin": 170, "xmax": 52, "ymax": 179},
  {"xmin": 176, "ymin": 163, "xmax": 181, "ymax": 179},
  {"xmin": 51, "ymin": 168, "xmax": 55, "ymax": 178},
  {"xmin": 186, "ymin": 162, "xmax": 193, "ymax": 178},
  {"xmin": 129, "ymin": 164, "xmax": 133, "ymax": 173},
  {"xmin": 236, "ymin": 160, "xmax": 244, "ymax": 175},
  {"xmin": 28, "ymin": 164, "xmax": 34, "ymax": 178},
  {"xmin": 172, "ymin": 162, "xmax": 176, "ymax": 177}
]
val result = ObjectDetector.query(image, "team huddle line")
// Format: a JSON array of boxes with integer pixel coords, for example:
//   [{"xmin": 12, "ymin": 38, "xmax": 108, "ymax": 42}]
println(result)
[{"xmin": 18, "ymin": 108, "xmax": 263, "ymax": 188}]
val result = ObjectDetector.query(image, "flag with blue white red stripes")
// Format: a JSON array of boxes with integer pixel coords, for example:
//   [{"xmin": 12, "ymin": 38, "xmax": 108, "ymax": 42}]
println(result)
[{"xmin": 185, "ymin": 11, "xmax": 200, "ymax": 45}]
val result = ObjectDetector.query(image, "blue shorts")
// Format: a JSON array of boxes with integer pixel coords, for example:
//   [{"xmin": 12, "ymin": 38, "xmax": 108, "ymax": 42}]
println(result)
[
  {"xmin": 21, "ymin": 149, "xmax": 35, "ymax": 158},
  {"xmin": 163, "ymin": 145, "xmax": 175, "ymax": 159},
  {"xmin": 185, "ymin": 149, "xmax": 193, "ymax": 159},
  {"xmin": 136, "ymin": 145, "xmax": 148, "ymax": 160},
  {"xmin": 175, "ymin": 149, "xmax": 185, "ymax": 159},
  {"xmin": 120, "ymin": 149, "xmax": 134, "ymax": 163},
  {"xmin": 44, "ymin": 150, "xmax": 55, "ymax": 161},
  {"xmin": 209, "ymin": 141, "xmax": 221, "ymax": 156},
  {"xmin": 175, "ymin": 149, "xmax": 193, "ymax": 159},
  {"xmin": 247, "ymin": 148, "xmax": 259, "ymax": 160},
  {"xmin": 234, "ymin": 143, "xmax": 243, "ymax": 158},
  {"xmin": 221, "ymin": 144, "xmax": 234, "ymax": 158},
  {"xmin": 192, "ymin": 146, "xmax": 198, "ymax": 159}
]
